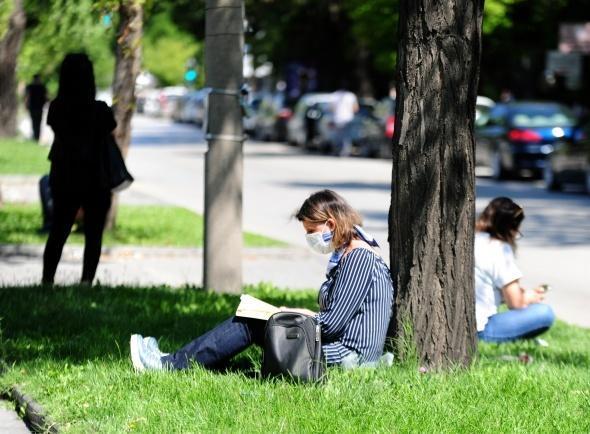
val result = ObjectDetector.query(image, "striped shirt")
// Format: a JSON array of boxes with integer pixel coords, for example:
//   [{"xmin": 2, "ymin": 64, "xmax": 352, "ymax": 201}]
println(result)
[{"xmin": 316, "ymin": 248, "xmax": 394, "ymax": 365}]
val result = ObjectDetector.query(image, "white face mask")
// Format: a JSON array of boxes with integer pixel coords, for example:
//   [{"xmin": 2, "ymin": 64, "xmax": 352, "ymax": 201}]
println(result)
[{"xmin": 305, "ymin": 223, "xmax": 334, "ymax": 254}]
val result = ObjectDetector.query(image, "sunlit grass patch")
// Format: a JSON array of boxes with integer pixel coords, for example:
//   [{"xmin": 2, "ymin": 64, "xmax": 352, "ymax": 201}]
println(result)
[
  {"xmin": 0, "ymin": 138, "xmax": 50, "ymax": 175},
  {"xmin": 0, "ymin": 285, "xmax": 589, "ymax": 433},
  {"xmin": 0, "ymin": 203, "xmax": 285, "ymax": 247}
]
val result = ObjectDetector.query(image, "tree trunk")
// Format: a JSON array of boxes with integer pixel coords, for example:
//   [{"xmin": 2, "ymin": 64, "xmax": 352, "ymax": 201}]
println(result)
[
  {"xmin": 389, "ymin": 0, "xmax": 483, "ymax": 368},
  {"xmin": 355, "ymin": 44, "xmax": 374, "ymax": 98},
  {"xmin": 106, "ymin": 0, "xmax": 142, "ymax": 230},
  {"xmin": 0, "ymin": 0, "xmax": 26, "ymax": 138}
]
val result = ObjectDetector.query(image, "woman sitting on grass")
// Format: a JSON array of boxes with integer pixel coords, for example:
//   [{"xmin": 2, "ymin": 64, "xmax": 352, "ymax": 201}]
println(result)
[
  {"xmin": 130, "ymin": 190, "xmax": 394, "ymax": 371},
  {"xmin": 475, "ymin": 197, "xmax": 555, "ymax": 342}
]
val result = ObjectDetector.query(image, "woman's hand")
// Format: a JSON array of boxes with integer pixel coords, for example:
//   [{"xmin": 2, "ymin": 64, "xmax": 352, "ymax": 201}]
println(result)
[
  {"xmin": 279, "ymin": 306, "xmax": 317, "ymax": 316},
  {"xmin": 524, "ymin": 287, "xmax": 546, "ymax": 305},
  {"xmin": 502, "ymin": 280, "xmax": 546, "ymax": 309}
]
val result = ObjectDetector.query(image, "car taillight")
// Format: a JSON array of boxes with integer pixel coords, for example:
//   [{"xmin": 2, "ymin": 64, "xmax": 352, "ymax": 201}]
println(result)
[
  {"xmin": 277, "ymin": 108, "xmax": 293, "ymax": 120},
  {"xmin": 507, "ymin": 129, "xmax": 542, "ymax": 143},
  {"xmin": 385, "ymin": 115, "xmax": 395, "ymax": 139}
]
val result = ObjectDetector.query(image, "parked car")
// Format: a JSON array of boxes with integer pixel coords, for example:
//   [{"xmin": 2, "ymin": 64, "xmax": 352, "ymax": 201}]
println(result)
[
  {"xmin": 173, "ymin": 89, "xmax": 209, "ymax": 125},
  {"xmin": 316, "ymin": 99, "xmax": 390, "ymax": 157},
  {"xmin": 475, "ymin": 95, "xmax": 495, "ymax": 127},
  {"xmin": 544, "ymin": 119, "xmax": 590, "ymax": 194},
  {"xmin": 475, "ymin": 101, "xmax": 577, "ymax": 179},
  {"xmin": 286, "ymin": 93, "xmax": 338, "ymax": 148},
  {"xmin": 139, "ymin": 86, "xmax": 188, "ymax": 118},
  {"xmin": 251, "ymin": 92, "xmax": 291, "ymax": 142}
]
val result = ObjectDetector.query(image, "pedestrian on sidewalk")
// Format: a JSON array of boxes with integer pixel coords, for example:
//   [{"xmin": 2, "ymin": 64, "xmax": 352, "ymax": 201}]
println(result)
[
  {"xmin": 130, "ymin": 190, "xmax": 395, "ymax": 372},
  {"xmin": 24, "ymin": 74, "xmax": 47, "ymax": 142},
  {"xmin": 42, "ymin": 53, "xmax": 116, "ymax": 285},
  {"xmin": 475, "ymin": 197, "xmax": 555, "ymax": 342},
  {"xmin": 331, "ymin": 83, "xmax": 359, "ymax": 157}
]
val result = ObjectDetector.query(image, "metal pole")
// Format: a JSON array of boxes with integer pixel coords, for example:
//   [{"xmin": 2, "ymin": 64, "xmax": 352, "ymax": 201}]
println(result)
[{"xmin": 203, "ymin": 0, "xmax": 244, "ymax": 293}]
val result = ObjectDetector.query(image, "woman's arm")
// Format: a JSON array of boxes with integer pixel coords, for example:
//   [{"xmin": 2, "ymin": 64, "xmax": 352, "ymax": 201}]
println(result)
[
  {"xmin": 502, "ymin": 280, "xmax": 546, "ymax": 309},
  {"xmin": 316, "ymin": 249, "xmax": 375, "ymax": 340}
]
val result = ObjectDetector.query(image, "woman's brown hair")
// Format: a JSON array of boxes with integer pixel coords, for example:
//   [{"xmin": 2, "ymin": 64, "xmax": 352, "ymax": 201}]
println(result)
[
  {"xmin": 476, "ymin": 197, "xmax": 524, "ymax": 248},
  {"xmin": 295, "ymin": 190, "xmax": 362, "ymax": 249}
]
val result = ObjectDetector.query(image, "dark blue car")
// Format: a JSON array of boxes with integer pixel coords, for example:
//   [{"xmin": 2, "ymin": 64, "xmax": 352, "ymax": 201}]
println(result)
[{"xmin": 475, "ymin": 102, "xmax": 577, "ymax": 179}]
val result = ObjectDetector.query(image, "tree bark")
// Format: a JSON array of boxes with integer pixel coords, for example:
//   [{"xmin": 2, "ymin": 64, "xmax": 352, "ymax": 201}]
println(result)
[
  {"xmin": 0, "ymin": 0, "xmax": 26, "ymax": 138},
  {"xmin": 389, "ymin": 0, "xmax": 483, "ymax": 368},
  {"xmin": 106, "ymin": 0, "xmax": 142, "ymax": 229}
]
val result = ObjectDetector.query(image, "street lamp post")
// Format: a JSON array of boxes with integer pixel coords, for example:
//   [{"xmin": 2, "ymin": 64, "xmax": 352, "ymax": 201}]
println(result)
[{"xmin": 203, "ymin": 0, "xmax": 245, "ymax": 293}]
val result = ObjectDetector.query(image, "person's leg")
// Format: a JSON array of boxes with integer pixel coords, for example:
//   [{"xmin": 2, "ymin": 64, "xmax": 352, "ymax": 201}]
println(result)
[
  {"xmin": 340, "ymin": 121, "xmax": 353, "ymax": 156},
  {"xmin": 161, "ymin": 316, "xmax": 266, "ymax": 370},
  {"xmin": 31, "ymin": 109, "xmax": 42, "ymax": 141},
  {"xmin": 42, "ymin": 194, "xmax": 79, "ymax": 284},
  {"xmin": 478, "ymin": 303, "xmax": 555, "ymax": 343},
  {"xmin": 81, "ymin": 192, "xmax": 111, "ymax": 283}
]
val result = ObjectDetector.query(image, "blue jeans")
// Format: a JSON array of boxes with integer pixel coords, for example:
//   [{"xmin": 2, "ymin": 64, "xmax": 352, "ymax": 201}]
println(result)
[
  {"xmin": 478, "ymin": 303, "xmax": 555, "ymax": 343},
  {"xmin": 161, "ymin": 316, "xmax": 266, "ymax": 370}
]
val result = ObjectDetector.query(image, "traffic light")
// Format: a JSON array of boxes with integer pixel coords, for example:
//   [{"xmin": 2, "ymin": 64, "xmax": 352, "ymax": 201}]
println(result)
[
  {"xmin": 184, "ymin": 69, "xmax": 198, "ymax": 82},
  {"xmin": 185, "ymin": 58, "xmax": 198, "ymax": 85}
]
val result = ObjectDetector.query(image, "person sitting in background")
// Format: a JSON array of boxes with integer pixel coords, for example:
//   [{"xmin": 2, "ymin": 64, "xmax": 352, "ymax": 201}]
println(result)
[
  {"xmin": 475, "ymin": 197, "xmax": 555, "ymax": 342},
  {"xmin": 130, "ymin": 190, "xmax": 394, "ymax": 372}
]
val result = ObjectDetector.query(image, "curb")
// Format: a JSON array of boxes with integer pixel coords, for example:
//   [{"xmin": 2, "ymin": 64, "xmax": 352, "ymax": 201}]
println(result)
[{"xmin": 2, "ymin": 387, "xmax": 59, "ymax": 433}]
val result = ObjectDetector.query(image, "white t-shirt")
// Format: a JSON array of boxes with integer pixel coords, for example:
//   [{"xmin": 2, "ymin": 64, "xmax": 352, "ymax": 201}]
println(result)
[
  {"xmin": 332, "ymin": 90, "xmax": 358, "ymax": 125},
  {"xmin": 474, "ymin": 232, "xmax": 523, "ymax": 331}
]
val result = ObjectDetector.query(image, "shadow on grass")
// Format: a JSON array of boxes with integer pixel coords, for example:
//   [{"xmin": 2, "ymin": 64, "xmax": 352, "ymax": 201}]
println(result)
[
  {"xmin": 1, "ymin": 285, "xmax": 588, "ymax": 372},
  {"xmin": 0, "ymin": 285, "xmax": 317, "ymax": 372}
]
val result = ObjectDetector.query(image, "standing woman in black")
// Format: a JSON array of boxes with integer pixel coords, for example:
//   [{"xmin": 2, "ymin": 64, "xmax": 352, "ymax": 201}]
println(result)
[{"xmin": 42, "ymin": 53, "xmax": 116, "ymax": 284}]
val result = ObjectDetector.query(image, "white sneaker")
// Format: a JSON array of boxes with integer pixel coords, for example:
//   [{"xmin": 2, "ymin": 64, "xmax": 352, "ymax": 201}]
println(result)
[
  {"xmin": 130, "ymin": 334, "xmax": 145, "ymax": 372},
  {"xmin": 143, "ymin": 336, "xmax": 169, "ymax": 357}
]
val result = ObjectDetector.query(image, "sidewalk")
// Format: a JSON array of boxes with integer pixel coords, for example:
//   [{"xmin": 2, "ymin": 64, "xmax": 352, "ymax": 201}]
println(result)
[
  {"xmin": 0, "ymin": 244, "xmax": 328, "ymax": 290},
  {"xmin": 0, "ymin": 401, "xmax": 30, "ymax": 433}
]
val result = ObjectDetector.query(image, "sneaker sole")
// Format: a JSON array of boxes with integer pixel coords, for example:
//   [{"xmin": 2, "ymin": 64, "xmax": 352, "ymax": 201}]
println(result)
[{"xmin": 130, "ymin": 334, "xmax": 145, "ymax": 372}]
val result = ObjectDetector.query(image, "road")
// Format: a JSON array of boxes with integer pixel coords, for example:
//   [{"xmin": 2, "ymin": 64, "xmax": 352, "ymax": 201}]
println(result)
[{"xmin": 122, "ymin": 115, "xmax": 589, "ymax": 327}]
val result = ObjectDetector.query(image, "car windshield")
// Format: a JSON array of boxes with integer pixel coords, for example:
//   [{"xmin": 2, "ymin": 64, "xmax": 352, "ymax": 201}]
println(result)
[{"xmin": 509, "ymin": 106, "xmax": 576, "ymax": 128}]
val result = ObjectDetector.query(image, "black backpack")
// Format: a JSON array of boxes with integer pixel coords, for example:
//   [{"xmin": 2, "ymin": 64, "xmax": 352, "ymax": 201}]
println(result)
[{"xmin": 261, "ymin": 312, "xmax": 325, "ymax": 382}]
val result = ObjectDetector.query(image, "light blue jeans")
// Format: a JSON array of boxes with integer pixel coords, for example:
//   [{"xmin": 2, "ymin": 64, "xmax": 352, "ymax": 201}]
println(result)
[{"xmin": 478, "ymin": 303, "xmax": 555, "ymax": 343}]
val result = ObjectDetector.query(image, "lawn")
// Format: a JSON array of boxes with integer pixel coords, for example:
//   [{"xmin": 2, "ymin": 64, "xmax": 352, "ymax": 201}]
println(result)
[
  {"xmin": 0, "ymin": 285, "xmax": 588, "ymax": 433},
  {"xmin": 0, "ymin": 138, "xmax": 50, "ymax": 175},
  {"xmin": 0, "ymin": 203, "xmax": 283, "ymax": 247}
]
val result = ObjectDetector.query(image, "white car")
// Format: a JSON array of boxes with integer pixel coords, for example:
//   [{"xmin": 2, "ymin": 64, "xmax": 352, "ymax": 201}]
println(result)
[{"xmin": 286, "ymin": 93, "xmax": 338, "ymax": 147}]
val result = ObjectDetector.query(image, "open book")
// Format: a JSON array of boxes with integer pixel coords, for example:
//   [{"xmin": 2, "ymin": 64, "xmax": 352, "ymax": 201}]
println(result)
[{"xmin": 235, "ymin": 294, "xmax": 281, "ymax": 321}]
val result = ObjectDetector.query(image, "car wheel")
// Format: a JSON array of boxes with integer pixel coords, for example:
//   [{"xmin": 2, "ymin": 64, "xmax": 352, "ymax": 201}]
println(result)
[
  {"xmin": 491, "ymin": 151, "xmax": 507, "ymax": 180},
  {"xmin": 543, "ymin": 165, "xmax": 560, "ymax": 191}
]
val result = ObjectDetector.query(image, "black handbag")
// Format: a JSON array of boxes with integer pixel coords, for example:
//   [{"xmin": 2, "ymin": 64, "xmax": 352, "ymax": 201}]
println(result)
[
  {"xmin": 105, "ymin": 134, "xmax": 134, "ymax": 192},
  {"xmin": 262, "ymin": 312, "xmax": 325, "ymax": 382}
]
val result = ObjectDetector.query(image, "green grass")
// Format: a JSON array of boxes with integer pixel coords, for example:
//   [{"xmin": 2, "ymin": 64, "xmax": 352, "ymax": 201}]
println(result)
[
  {"xmin": 0, "ymin": 138, "xmax": 50, "ymax": 175},
  {"xmin": 0, "ymin": 285, "xmax": 588, "ymax": 433},
  {"xmin": 0, "ymin": 203, "xmax": 284, "ymax": 248}
]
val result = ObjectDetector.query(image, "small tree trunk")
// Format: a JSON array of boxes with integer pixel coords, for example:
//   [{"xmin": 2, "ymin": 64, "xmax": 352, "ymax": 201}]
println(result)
[
  {"xmin": 355, "ymin": 44, "xmax": 374, "ymax": 98},
  {"xmin": 0, "ymin": 0, "xmax": 26, "ymax": 138},
  {"xmin": 389, "ymin": 0, "xmax": 483, "ymax": 368},
  {"xmin": 106, "ymin": 0, "xmax": 142, "ymax": 230}
]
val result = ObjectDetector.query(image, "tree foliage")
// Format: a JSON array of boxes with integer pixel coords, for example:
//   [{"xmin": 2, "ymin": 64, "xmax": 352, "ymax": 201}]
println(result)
[
  {"xmin": 0, "ymin": 1, "xmax": 15, "ymax": 39},
  {"xmin": 143, "ymin": 10, "xmax": 202, "ymax": 86},
  {"xmin": 18, "ymin": 0, "xmax": 115, "ymax": 91},
  {"xmin": 343, "ymin": 0, "xmax": 399, "ymax": 74}
]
